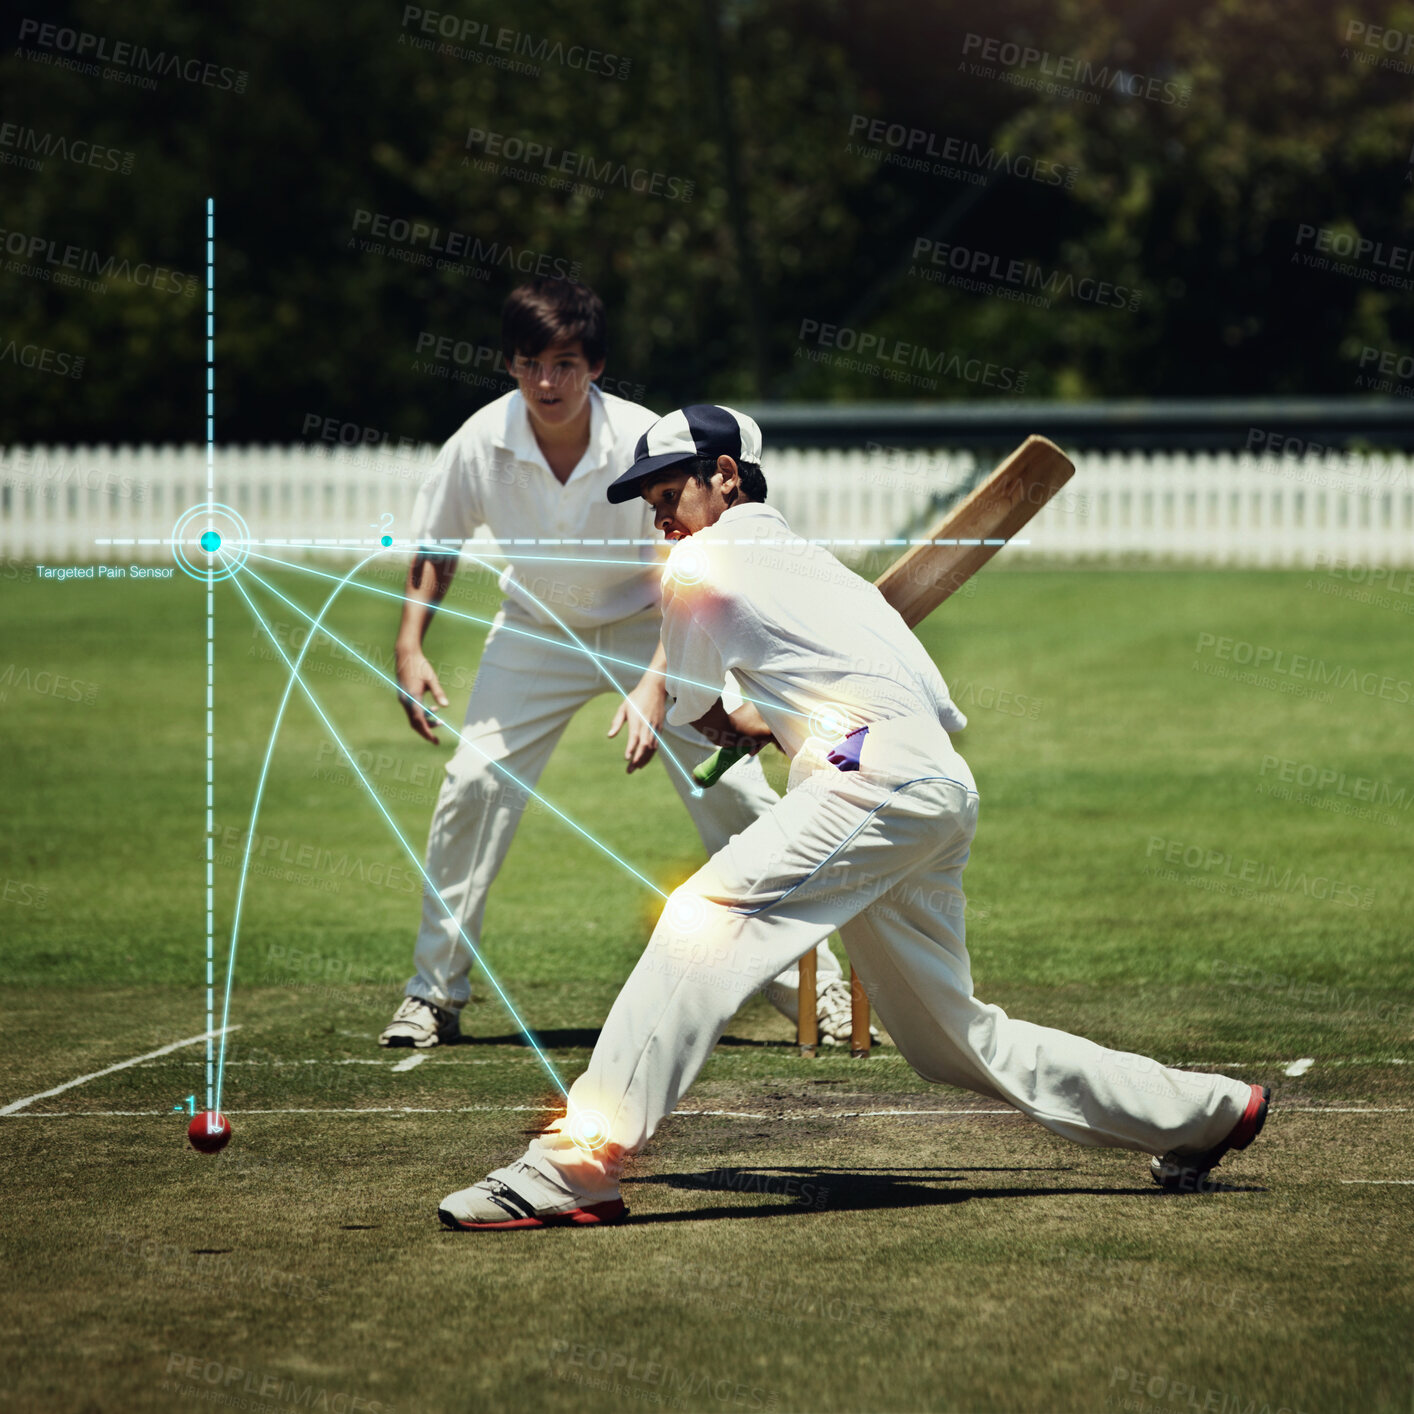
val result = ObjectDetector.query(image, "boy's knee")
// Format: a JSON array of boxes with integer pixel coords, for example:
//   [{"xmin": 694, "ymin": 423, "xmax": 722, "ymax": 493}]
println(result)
[
  {"xmin": 445, "ymin": 752, "xmax": 523, "ymax": 809},
  {"xmin": 645, "ymin": 889, "xmax": 743, "ymax": 965}
]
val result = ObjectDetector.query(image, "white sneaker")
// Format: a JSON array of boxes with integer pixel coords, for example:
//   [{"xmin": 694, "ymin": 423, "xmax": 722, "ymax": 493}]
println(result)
[
  {"xmin": 816, "ymin": 978, "xmax": 880, "ymax": 1048},
  {"xmin": 378, "ymin": 996, "xmax": 460, "ymax": 1048},
  {"xmin": 438, "ymin": 1160, "xmax": 627, "ymax": 1230}
]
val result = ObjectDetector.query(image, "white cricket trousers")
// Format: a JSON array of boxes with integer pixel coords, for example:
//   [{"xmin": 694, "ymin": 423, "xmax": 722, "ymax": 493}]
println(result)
[
  {"xmin": 408, "ymin": 604, "xmax": 840, "ymax": 1012},
  {"xmin": 520, "ymin": 716, "xmax": 1251, "ymax": 1199}
]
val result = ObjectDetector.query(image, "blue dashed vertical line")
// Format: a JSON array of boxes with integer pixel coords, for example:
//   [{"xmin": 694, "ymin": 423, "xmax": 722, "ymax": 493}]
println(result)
[{"xmin": 205, "ymin": 199, "xmax": 215, "ymax": 1114}]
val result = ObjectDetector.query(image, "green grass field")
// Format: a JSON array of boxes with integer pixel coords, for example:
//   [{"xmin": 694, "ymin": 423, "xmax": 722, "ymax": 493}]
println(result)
[{"xmin": 1, "ymin": 564, "xmax": 1411, "ymax": 1414}]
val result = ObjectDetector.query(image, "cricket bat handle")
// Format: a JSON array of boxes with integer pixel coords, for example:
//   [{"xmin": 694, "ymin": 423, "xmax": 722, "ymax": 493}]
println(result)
[{"xmin": 692, "ymin": 742, "xmax": 752, "ymax": 788}]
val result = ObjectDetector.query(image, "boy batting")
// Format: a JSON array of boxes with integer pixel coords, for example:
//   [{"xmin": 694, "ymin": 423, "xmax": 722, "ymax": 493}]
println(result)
[
  {"xmin": 380, "ymin": 283, "xmax": 852, "ymax": 1051},
  {"xmin": 437, "ymin": 404, "xmax": 1269, "ymax": 1228}
]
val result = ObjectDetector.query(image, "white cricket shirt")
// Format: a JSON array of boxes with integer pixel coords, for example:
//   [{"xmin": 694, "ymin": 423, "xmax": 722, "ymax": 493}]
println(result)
[
  {"xmin": 412, "ymin": 386, "xmax": 662, "ymax": 629},
  {"xmin": 660, "ymin": 502, "xmax": 967, "ymax": 761}
]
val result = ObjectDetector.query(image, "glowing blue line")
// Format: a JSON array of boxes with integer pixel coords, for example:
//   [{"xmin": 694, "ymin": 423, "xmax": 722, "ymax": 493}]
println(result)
[
  {"xmin": 241, "ymin": 545, "xmax": 699, "ymax": 789},
  {"xmin": 217, "ymin": 541, "xmax": 657, "ymax": 568},
  {"xmin": 448, "ymin": 540, "xmax": 697, "ymax": 790},
  {"xmin": 219, "ymin": 537, "xmax": 1032, "ymax": 548},
  {"xmin": 212, "ymin": 552, "xmax": 387, "ymax": 1114},
  {"xmin": 205, "ymin": 572, "xmax": 214, "ymax": 1113},
  {"xmin": 237, "ymin": 545, "xmax": 800, "ymax": 725},
  {"xmin": 234, "ymin": 558, "xmax": 671, "ymax": 901},
  {"xmin": 222, "ymin": 560, "xmax": 571, "ymax": 1103},
  {"xmin": 205, "ymin": 195, "xmax": 215, "ymax": 1113}
]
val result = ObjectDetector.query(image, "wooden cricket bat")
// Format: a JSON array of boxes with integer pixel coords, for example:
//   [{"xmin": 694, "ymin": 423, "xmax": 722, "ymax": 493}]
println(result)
[
  {"xmin": 692, "ymin": 434, "xmax": 1074, "ymax": 786},
  {"xmin": 875, "ymin": 433, "xmax": 1074, "ymax": 628}
]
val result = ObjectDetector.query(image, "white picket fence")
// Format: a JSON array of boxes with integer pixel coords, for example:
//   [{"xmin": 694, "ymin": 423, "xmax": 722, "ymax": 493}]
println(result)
[{"xmin": 2, "ymin": 442, "xmax": 1412, "ymax": 565}]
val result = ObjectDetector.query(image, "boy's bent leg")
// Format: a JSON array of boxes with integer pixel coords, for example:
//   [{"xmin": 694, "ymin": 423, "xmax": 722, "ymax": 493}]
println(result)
[
  {"xmin": 606, "ymin": 610, "xmax": 842, "ymax": 1013},
  {"xmin": 514, "ymin": 893, "xmax": 836, "ymax": 1204},
  {"xmin": 655, "ymin": 716, "xmax": 843, "ymax": 1015},
  {"xmin": 506, "ymin": 768, "xmax": 957, "ymax": 1202},
  {"xmin": 844, "ymin": 840, "xmax": 1251, "ymax": 1158}
]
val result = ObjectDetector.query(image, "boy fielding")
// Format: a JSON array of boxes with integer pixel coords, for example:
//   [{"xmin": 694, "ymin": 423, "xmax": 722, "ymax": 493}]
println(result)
[
  {"xmin": 437, "ymin": 404, "xmax": 1270, "ymax": 1229},
  {"xmin": 380, "ymin": 282, "xmax": 851, "ymax": 1051}
]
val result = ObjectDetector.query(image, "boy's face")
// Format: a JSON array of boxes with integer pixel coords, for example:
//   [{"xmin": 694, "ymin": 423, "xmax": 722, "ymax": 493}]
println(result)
[
  {"xmin": 506, "ymin": 339, "xmax": 604, "ymax": 431},
  {"xmin": 642, "ymin": 458, "xmax": 741, "ymax": 540}
]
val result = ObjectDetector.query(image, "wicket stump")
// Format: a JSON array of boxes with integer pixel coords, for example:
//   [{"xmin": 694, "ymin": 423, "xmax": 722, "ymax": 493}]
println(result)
[{"xmin": 796, "ymin": 951, "xmax": 871, "ymax": 1058}]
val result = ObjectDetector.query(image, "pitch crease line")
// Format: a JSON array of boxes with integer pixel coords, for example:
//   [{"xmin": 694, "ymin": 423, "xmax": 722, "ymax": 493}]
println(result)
[{"xmin": 0, "ymin": 1026, "xmax": 240, "ymax": 1115}]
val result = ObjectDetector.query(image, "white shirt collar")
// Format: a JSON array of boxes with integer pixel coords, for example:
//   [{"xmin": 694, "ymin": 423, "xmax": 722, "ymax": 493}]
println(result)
[
  {"xmin": 704, "ymin": 501, "xmax": 789, "ymax": 537},
  {"xmin": 496, "ymin": 386, "xmax": 611, "ymax": 484}
]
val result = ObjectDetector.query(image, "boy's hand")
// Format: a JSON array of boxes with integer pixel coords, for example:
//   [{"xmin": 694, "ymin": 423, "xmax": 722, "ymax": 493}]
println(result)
[
  {"xmin": 724, "ymin": 700, "xmax": 775, "ymax": 745},
  {"xmin": 608, "ymin": 673, "xmax": 667, "ymax": 773},
  {"xmin": 690, "ymin": 699, "xmax": 778, "ymax": 757},
  {"xmin": 396, "ymin": 645, "xmax": 449, "ymax": 744}
]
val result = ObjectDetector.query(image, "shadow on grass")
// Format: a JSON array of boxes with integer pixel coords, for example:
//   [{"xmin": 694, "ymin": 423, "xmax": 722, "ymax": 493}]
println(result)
[
  {"xmin": 620, "ymin": 1165, "xmax": 1262, "ymax": 1222},
  {"xmin": 456, "ymin": 1028, "xmax": 601, "ymax": 1049}
]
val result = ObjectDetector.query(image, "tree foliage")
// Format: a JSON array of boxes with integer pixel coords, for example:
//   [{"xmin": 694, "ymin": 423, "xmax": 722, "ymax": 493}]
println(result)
[{"xmin": 1, "ymin": 0, "xmax": 1410, "ymax": 442}]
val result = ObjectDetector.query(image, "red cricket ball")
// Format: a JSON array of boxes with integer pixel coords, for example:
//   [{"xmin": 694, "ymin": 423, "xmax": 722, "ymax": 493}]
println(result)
[{"xmin": 187, "ymin": 1111, "xmax": 232, "ymax": 1154}]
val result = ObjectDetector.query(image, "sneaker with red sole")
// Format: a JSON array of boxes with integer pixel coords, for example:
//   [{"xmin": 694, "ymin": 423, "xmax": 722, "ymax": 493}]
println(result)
[
  {"xmin": 1150, "ymin": 1083, "xmax": 1271, "ymax": 1192},
  {"xmin": 438, "ymin": 1165, "xmax": 628, "ymax": 1231}
]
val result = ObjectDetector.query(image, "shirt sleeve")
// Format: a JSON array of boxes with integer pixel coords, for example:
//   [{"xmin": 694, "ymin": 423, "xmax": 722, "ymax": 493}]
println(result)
[
  {"xmin": 411, "ymin": 434, "xmax": 485, "ymax": 546},
  {"xmin": 661, "ymin": 586, "xmax": 729, "ymax": 727}
]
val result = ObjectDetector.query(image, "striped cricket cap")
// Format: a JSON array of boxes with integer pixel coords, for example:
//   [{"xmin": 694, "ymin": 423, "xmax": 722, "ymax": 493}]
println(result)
[{"xmin": 606, "ymin": 404, "xmax": 763, "ymax": 504}]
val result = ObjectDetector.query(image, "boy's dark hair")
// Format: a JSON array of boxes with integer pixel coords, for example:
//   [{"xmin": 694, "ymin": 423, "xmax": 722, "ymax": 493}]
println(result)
[
  {"xmin": 501, "ymin": 278, "xmax": 607, "ymax": 365},
  {"xmin": 680, "ymin": 456, "xmax": 768, "ymax": 503}
]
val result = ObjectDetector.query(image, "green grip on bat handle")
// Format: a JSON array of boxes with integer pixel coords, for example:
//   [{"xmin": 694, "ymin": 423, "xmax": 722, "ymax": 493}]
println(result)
[{"xmin": 692, "ymin": 742, "xmax": 753, "ymax": 789}]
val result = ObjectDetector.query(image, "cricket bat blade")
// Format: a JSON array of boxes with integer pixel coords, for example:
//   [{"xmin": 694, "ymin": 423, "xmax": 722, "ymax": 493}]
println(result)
[{"xmin": 874, "ymin": 434, "xmax": 1074, "ymax": 628}]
